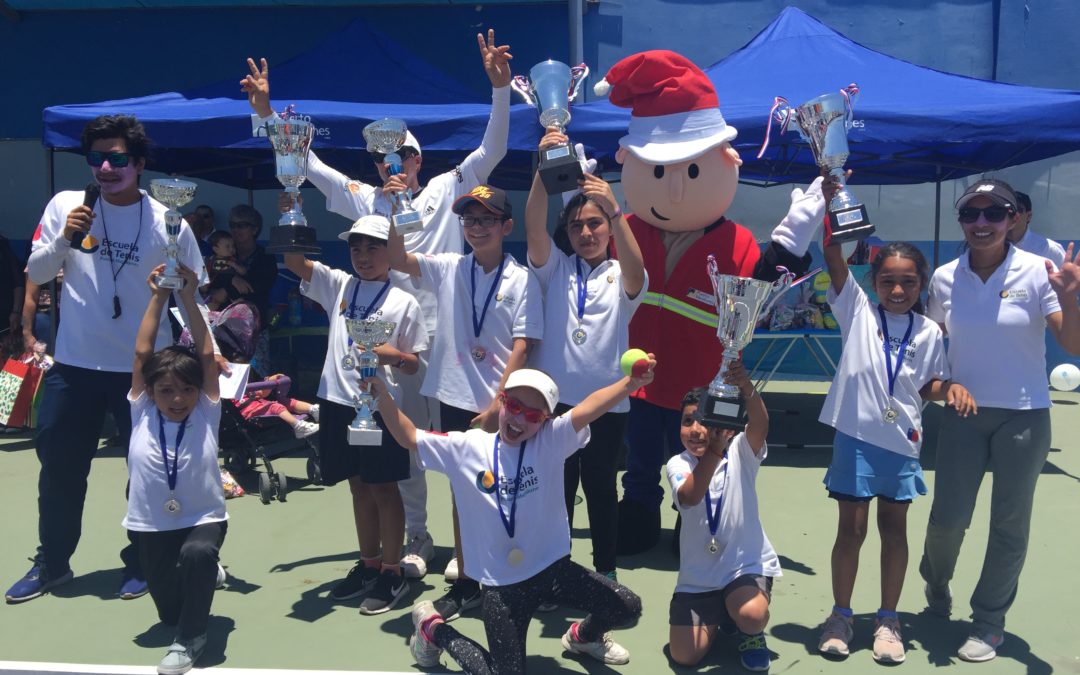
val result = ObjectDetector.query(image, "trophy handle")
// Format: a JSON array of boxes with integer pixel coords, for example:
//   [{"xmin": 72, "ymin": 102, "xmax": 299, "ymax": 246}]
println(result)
[
  {"xmin": 756, "ymin": 97, "xmax": 793, "ymax": 159},
  {"xmin": 568, "ymin": 64, "xmax": 590, "ymax": 102},
  {"xmin": 840, "ymin": 83, "xmax": 859, "ymax": 130},
  {"xmin": 511, "ymin": 75, "xmax": 536, "ymax": 106},
  {"xmin": 760, "ymin": 267, "xmax": 798, "ymax": 319}
]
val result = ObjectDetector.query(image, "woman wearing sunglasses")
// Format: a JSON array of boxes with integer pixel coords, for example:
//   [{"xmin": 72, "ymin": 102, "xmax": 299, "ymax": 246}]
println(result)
[{"xmin": 918, "ymin": 178, "xmax": 1080, "ymax": 662}]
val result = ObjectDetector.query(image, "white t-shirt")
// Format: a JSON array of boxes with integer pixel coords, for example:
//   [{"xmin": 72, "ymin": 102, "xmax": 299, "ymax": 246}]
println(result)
[
  {"xmin": 529, "ymin": 244, "xmax": 648, "ymax": 410},
  {"xmin": 300, "ymin": 262, "xmax": 427, "ymax": 407},
  {"xmin": 416, "ymin": 413, "xmax": 590, "ymax": 586},
  {"xmin": 666, "ymin": 434, "xmax": 781, "ymax": 594},
  {"xmin": 928, "ymin": 245, "xmax": 1061, "ymax": 410},
  {"xmin": 124, "ymin": 391, "xmax": 226, "ymax": 532},
  {"xmin": 28, "ymin": 190, "xmax": 206, "ymax": 372},
  {"xmin": 818, "ymin": 273, "xmax": 948, "ymax": 458},
  {"xmin": 1015, "ymin": 229, "xmax": 1066, "ymax": 270},
  {"xmin": 417, "ymin": 252, "xmax": 543, "ymax": 413}
]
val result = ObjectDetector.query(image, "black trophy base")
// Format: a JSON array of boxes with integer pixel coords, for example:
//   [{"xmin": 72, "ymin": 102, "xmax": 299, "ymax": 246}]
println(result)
[
  {"xmin": 828, "ymin": 204, "xmax": 875, "ymax": 245},
  {"xmin": 539, "ymin": 144, "xmax": 584, "ymax": 194},
  {"xmin": 266, "ymin": 225, "xmax": 321, "ymax": 255},
  {"xmin": 695, "ymin": 391, "xmax": 748, "ymax": 430}
]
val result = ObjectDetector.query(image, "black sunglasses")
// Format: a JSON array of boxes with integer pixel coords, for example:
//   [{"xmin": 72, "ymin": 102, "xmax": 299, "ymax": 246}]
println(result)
[
  {"xmin": 958, "ymin": 205, "xmax": 1011, "ymax": 224},
  {"xmin": 229, "ymin": 220, "xmax": 256, "ymax": 229},
  {"xmin": 86, "ymin": 151, "xmax": 132, "ymax": 168},
  {"xmin": 371, "ymin": 149, "xmax": 418, "ymax": 164}
]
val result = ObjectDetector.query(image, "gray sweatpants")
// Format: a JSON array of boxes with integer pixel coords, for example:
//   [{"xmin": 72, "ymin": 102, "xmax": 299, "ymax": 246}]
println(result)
[{"xmin": 919, "ymin": 405, "xmax": 1051, "ymax": 637}]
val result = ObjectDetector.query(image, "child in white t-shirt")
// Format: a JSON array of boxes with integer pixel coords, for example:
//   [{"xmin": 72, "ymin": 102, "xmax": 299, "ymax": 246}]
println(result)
[
  {"xmin": 816, "ymin": 217, "xmax": 975, "ymax": 663},
  {"xmin": 283, "ymin": 215, "xmax": 427, "ymax": 616},
  {"xmin": 125, "ymin": 263, "xmax": 224, "ymax": 675},
  {"xmin": 665, "ymin": 360, "xmax": 778, "ymax": 672},
  {"xmin": 372, "ymin": 364, "xmax": 653, "ymax": 674}
]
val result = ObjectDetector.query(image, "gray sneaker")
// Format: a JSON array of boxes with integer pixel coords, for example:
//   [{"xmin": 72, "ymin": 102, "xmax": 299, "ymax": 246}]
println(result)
[
  {"xmin": 957, "ymin": 631, "xmax": 1003, "ymax": 662},
  {"xmin": 157, "ymin": 634, "xmax": 206, "ymax": 675},
  {"xmin": 924, "ymin": 582, "xmax": 952, "ymax": 617},
  {"xmin": 818, "ymin": 611, "xmax": 854, "ymax": 657}
]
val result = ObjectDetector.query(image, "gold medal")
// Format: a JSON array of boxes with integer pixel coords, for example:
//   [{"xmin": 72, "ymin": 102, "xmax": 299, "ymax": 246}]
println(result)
[{"xmin": 507, "ymin": 547, "xmax": 524, "ymax": 566}]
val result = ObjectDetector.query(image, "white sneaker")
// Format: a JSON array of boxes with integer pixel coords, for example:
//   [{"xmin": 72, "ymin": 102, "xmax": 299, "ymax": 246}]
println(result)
[
  {"xmin": 293, "ymin": 420, "xmax": 319, "ymax": 439},
  {"xmin": 561, "ymin": 624, "xmax": 630, "ymax": 665},
  {"xmin": 443, "ymin": 556, "xmax": 459, "ymax": 582},
  {"xmin": 215, "ymin": 564, "xmax": 227, "ymax": 590},
  {"xmin": 401, "ymin": 532, "xmax": 434, "ymax": 579},
  {"xmin": 409, "ymin": 600, "xmax": 444, "ymax": 667},
  {"xmin": 308, "ymin": 404, "xmax": 320, "ymax": 422}
]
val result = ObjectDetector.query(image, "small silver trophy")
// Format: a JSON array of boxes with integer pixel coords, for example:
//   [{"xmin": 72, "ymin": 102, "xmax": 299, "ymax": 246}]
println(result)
[
  {"xmin": 758, "ymin": 84, "xmax": 874, "ymax": 244},
  {"xmin": 344, "ymin": 318, "xmax": 396, "ymax": 445},
  {"xmin": 266, "ymin": 109, "xmax": 320, "ymax": 254},
  {"xmin": 512, "ymin": 60, "xmax": 590, "ymax": 194},
  {"xmin": 698, "ymin": 255, "xmax": 795, "ymax": 429},
  {"xmin": 362, "ymin": 118, "xmax": 424, "ymax": 235},
  {"xmin": 149, "ymin": 178, "xmax": 197, "ymax": 290}
]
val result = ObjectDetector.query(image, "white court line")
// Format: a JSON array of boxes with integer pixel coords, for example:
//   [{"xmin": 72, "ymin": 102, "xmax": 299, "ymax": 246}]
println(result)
[{"xmin": 0, "ymin": 663, "xmax": 415, "ymax": 675}]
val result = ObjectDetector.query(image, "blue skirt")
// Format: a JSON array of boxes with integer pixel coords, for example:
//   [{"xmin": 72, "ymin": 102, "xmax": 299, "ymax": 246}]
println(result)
[{"xmin": 823, "ymin": 430, "xmax": 927, "ymax": 502}]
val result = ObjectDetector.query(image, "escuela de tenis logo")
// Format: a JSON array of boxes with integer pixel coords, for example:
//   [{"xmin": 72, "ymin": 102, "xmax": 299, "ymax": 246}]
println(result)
[{"xmin": 74, "ymin": 233, "xmax": 101, "ymax": 254}]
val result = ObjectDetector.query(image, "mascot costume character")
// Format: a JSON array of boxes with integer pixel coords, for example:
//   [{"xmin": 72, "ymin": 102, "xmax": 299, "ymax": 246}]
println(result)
[{"xmin": 593, "ymin": 50, "xmax": 827, "ymax": 554}]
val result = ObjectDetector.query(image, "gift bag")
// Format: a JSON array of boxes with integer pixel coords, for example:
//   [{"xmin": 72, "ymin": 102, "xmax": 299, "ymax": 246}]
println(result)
[{"xmin": 0, "ymin": 358, "xmax": 39, "ymax": 427}]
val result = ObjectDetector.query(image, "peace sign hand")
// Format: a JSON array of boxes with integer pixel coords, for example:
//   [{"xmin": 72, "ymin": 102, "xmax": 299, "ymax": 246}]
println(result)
[
  {"xmin": 240, "ymin": 57, "xmax": 273, "ymax": 118},
  {"xmin": 478, "ymin": 28, "xmax": 513, "ymax": 88}
]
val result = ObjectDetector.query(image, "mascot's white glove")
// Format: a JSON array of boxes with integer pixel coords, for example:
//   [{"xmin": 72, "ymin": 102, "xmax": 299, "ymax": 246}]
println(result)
[
  {"xmin": 561, "ymin": 143, "xmax": 599, "ymax": 206},
  {"xmin": 771, "ymin": 176, "xmax": 826, "ymax": 257}
]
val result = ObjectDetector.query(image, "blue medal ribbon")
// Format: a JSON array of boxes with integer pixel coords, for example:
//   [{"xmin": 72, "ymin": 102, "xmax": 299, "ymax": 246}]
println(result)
[
  {"xmin": 157, "ymin": 410, "xmax": 189, "ymax": 492},
  {"xmin": 877, "ymin": 305, "xmax": 914, "ymax": 400},
  {"xmin": 493, "ymin": 436, "xmax": 527, "ymax": 539},
  {"xmin": 470, "ymin": 255, "xmax": 506, "ymax": 339},
  {"xmin": 703, "ymin": 458, "xmax": 729, "ymax": 541},
  {"xmin": 574, "ymin": 257, "xmax": 588, "ymax": 321}
]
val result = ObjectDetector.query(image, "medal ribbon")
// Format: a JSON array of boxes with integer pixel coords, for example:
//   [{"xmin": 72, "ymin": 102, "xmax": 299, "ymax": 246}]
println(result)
[
  {"xmin": 157, "ymin": 410, "xmax": 189, "ymax": 492},
  {"xmin": 878, "ymin": 305, "xmax": 914, "ymax": 400},
  {"xmin": 470, "ymin": 256, "xmax": 506, "ymax": 339},
  {"xmin": 493, "ymin": 436, "xmax": 527, "ymax": 539},
  {"xmin": 345, "ymin": 278, "xmax": 391, "ymax": 350},
  {"xmin": 703, "ymin": 458, "xmax": 729, "ymax": 540},
  {"xmin": 574, "ymin": 257, "xmax": 588, "ymax": 321}
]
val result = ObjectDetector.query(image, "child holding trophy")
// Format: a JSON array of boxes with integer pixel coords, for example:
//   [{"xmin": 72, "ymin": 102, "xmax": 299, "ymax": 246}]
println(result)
[
  {"xmin": 524, "ymin": 128, "xmax": 646, "ymax": 581},
  {"xmin": 282, "ymin": 214, "xmax": 427, "ymax": 615},
  {"xmin": 816, "ymin": 180, "xmax": 975, "ymax": 663}
]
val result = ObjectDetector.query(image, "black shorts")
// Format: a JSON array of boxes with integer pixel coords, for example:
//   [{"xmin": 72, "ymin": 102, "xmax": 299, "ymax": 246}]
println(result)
[
  {"xmin": 669, "ymin": 575, "xmax": 774, "ymax": 627},
  {"xmin": 317, "ymin": 398, "xmax": 410, "ymax": 486}
]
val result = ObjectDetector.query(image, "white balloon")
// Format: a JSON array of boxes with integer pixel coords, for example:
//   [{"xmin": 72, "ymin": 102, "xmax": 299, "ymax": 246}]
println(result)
[{"xmin": 1049, "ymin": 363, "xmax": 1080, "ymax": 391}]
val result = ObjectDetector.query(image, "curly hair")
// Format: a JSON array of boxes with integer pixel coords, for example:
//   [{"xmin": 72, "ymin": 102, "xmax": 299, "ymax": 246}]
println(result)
[{"xmin": 80, "ymin": 115, "xmax": 151, "ymax": 160}]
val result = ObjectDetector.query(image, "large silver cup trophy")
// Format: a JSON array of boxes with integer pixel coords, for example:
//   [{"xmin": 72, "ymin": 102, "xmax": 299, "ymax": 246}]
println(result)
[
  {"xmin": 149, "ymin": 178, "xmax": 197, "ymax": 290},
  {"xmin": 512, "ymin": 60, "xmax": 590, "ymax": 194},
  {"xmin": 362, "ymin": 118, "xmax": 424, "ymax": 235},
  {"xmin": 759, "ymin": 85, "xmax": 874, "ymax": 244},
  {"xmin": 266, "ymin": 111, "xmax": 321, "ymax": 254},
  {"xmin": 344, "ymin": 318, "xmax": 396, "ymax": 445},
  {"xmin": 698, "ymin": 255, "xmax": 795, "ymax": 429}
]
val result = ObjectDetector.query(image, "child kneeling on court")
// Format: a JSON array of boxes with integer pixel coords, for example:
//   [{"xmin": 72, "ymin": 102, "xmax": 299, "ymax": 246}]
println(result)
[
  {"xmin": 126, "ymin": 264, "xmax": 225, "ymax": 675},
  {"xmin": 666, "ymin": 360, "xmax": 780, "ymax": 672},
  {"xmin": 373, "ymin": 365, "xmax": 651, "ymax": 673}
]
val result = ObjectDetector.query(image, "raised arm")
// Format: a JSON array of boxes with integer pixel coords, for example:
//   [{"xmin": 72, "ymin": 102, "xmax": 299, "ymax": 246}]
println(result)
[
  {"xmin": 241, "ymin": 57, "xmax": 273, "ymax": 119},
  {"xmin": 387, "ymin": 220, "xmax": 422, "ymax": 278},
  {"xmin": 459, "ymin": 29, "xmax": 512, "ymax": 181},
  {"xmin": 177, "ymin": 265, "xmax": 219, "ymax": 401},
  {"xmin": 570, "ymin": 354, "xmax": 656, "ymax": 432},
  {"xmin": 724, "ymin": 359, "xmax": 768, "ymax": 455},
  {"xmin": 524, "ymin": 131, "xmax": 560, "ymax": 268},
  {"xmin": 580, "ymin": 172, "xmax": 645, "ymax": 299},
  {"xmin": 676, "ymin": 428, "xmax": 730, "ymax": 508},
  {"xmin": 132, "ymin": 265, "xmax": 173, "ymax": 398},
  {"xmin": 370, "ymin": 377, "xmax": 418, "ymax": 452},
  {"xmin": 282, "ymin": 253, "xmax": 314, "ymax": 284},
  {"xmin": 820, "ymin": 174, "xmax": 849, "ymax": 294},
  {"xmin": 1046, "ymin": 243, "xmax": 1080, "ymax": 355}
]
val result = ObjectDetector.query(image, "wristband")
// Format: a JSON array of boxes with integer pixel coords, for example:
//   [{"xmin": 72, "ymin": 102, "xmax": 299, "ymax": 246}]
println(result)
[
  {"xmin": 607, "ymin": 206, "xmax": 623, "ymax": 220},
  {"xmin": 392, "ymin": 357, "xmax": 406, "ymax": 369}
]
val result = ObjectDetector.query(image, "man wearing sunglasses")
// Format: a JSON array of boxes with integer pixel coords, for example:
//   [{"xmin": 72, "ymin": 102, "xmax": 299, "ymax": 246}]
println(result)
[
  {"xmin": 1007, "ymin": 190, "xmax": 1066, "ymax": 270},
  {"xmin": 7, "ymin": 115, "xmax": 208, "ymax": 605},
  {"xmin": 242, "ymin": 29, "xmax": 512, "ymax": 584}
]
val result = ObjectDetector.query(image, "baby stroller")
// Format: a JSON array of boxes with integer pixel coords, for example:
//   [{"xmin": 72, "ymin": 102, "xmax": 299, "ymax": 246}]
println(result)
[{"xmin": 193, "ymin": 301, "xmax": 322, "ymax": 504}]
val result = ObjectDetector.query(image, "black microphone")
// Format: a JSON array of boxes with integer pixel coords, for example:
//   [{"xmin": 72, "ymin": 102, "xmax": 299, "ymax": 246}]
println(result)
[{"xmin": 71, "ymin": 182, "xmax": 99, "ymax": 249}]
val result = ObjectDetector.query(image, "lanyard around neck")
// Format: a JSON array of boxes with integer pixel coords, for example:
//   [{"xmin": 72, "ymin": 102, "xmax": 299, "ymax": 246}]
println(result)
[
  {"xmin": 877, "ymin": 305, "xmax": 915, "ymax": 399},
  {"xmin": 157, "ymin": 410, "xmax": 189, "ymax": 492},
  {"xmin": 493, "ymin": 436, "xmax": 527, "ymax": 539},
  {"xmin": 470, "ymin": 256, "xmax": 506, "ymax": 339}
]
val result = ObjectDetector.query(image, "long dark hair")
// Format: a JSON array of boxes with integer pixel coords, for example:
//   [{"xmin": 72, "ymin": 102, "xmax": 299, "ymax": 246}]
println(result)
[
  {"xmin": 553, "ymin": 192, "xmax": 613, "ymax": 258},
  {"xmin": 142, "ymin": 346, "xmax": 203, "ymax": 391},
  {"xmin": 867, "ymin": 242, "xmax": 930, "ymax": 314}
]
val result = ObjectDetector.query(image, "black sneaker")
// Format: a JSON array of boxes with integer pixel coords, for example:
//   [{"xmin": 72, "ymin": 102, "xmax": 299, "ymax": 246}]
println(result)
[
  {"xmin": 359, "ymin": 570, "xmax": 408, "ymax": 615},
  {"xmin": 330, "ymin": 563, "xmax": 379, "ymax": 601},
  {"xmin": 432, "ymin": 579, "xmax": 483, "ymax": 622}
]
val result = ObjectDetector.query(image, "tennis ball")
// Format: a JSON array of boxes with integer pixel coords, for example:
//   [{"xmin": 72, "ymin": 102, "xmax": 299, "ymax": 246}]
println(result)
[
  {"xmin": 813, "ymin": 272, "xmax": 831, "ymax": 292},
  {"xmin": 621, "ymin": 348, "xmax": 650, "ymax": 378}
]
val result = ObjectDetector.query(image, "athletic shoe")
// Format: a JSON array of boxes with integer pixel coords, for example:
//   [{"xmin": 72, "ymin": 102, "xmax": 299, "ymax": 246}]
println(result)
[
  {"xmin": 359, "ymin": 570, "xmax": 408, "ymax": 615},
  {"xmin": 401, "ymin": 532, "xmax": 434, "ymax": 579},
  {"xmin": 443, "ymin": 556, "xmax": 460, "ymax": 582},
  {"xmin": 5, "ymin": 563, "xmax": 73, "ymax": 604},
  {"xmin": 157, "ymin": 633, "xmax": 206, "ymax": 675},
  {"xmin": 293, "ymin": 420, "xmax": 319, "ymax": 439},
  {"xmin": 409, "ymin": 600, "xmax": 443, "ymax": 668},
  {"xmin": 738, "ymin": 632, "xmax": 771, "ymax": 672},
  {"xmin": 215, "ymin": 564, "xmax": 227, "ymax": 590},
  {"xmin": 872, "ymin": 615, "xmax": 906, "ymax": 663},
  {"xmin": 924, "ymin": 582, "xmax": 952, "ymax": 617},
  {"xmin": 957, "ymin": 630, "xmax": 1004, "ymax": 663},
  {"xmin": 561, "ymin": 624, "xmax": 630, "ymax": 665},
  {"xmin": 432, "ymin": 579, "xmax": 482, "ymax": 622},
  {"xmin": 119, "ymin": 575, "xmax": 149, "ymax": 600},
  {"xmin": 330, "ymin": 563, "xmax": 379, "ymax": 601},
  {"xmin": 818, "ymin": 611, "xmax": 854, "ymax": 657},
  {"xmin": 308, "ymin": 403, "xmax": 320, "ymax": 422}
]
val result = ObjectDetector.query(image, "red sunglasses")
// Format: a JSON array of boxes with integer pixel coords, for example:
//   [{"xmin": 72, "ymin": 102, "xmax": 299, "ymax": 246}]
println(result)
[{"xmin": 498, "ymin": 392, "xmax": 547, "ymax": 423}]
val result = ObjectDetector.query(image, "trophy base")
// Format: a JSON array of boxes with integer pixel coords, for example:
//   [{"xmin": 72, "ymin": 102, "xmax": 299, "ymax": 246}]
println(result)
[
  {"xmin": 348, "ymin": 426, "xmax": 383, "ymax": 446},
  {"xmin": 539, "ymin": 145, "xmax": 584, "ymax": 194},
  {"xmin": 266, "ymin": 225, "xmax": 322, "ymax": 255},
  {"xmin": 156, "ymin": 274, "xmax": 185, "ymax": 290},
  {"xmin": 694, "ymin": 391, "xmax": 748, "ymax": 430},
  {"xmin": 393, "ymin": 210, "xmax": 424, "ymax": 235},
  {"xmin": 827, "ymin": 204, "xmax": 875, "ymax": 244}
]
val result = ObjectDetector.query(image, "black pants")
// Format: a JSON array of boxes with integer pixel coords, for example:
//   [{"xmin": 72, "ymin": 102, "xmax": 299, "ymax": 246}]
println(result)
[
  {"xmin": 433, "ymin": 556, "xmax": 642, "ymax": 674},
  {"xmin": 34, "ymin": 363, "xmax": 139, "ymax": 576},
  {"xmin": 139, "ymin": 521, "xmax": 227, "ymax": 640},
  {"xmin": 559, "ymin": 406, "xmax": 626, "ymax": 573},
  {"xmin": 439, "ymin": 401, "xmax": 477, "ymax": 433}
]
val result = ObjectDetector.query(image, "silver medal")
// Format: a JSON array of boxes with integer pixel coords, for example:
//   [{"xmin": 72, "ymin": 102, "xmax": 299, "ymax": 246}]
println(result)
[
  {"xmin": 164, "ymin": 498, "xmax": 182, "ymax": 515},
  {"xmin": 341, "ymin": 354, "xmax": 356, "ymax": 370},
  {"xmin": 707, "ymin": 538, "xmax": 719, "ymax": 555},
  {"xmin": 471, "ymin": 346, "xmax": 487, "ymax": 362},
  {"xmin": 883, "ymin": 406, "xmax": 899, "ymax": 424},
  {"xmin": 507, "ymin": 547, "xmax": 524, "ymax": 566},
  {"xmin": 571, "ymin": 327, "xmax": 587, "ymax": 345}
]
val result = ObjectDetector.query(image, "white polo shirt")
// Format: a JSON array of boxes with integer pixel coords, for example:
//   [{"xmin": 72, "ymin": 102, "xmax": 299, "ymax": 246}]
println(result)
[
  {"xmin": 416, "ymin": 413, "xmax": 590, "ymax": 586},
  {"xmin": 928, "ymin": 245, "xmax": 1061, "ymax": 410},
  {"xmin": 818, "ymin": 273, "xmax": 948, "ymax": 458},
  {"xmin": 1015, "ymin": 229, "xmax": 1066, "ymax": 270},
  {"xmin": 417, "ymin": 252, "xmax": 543, "ymax": 414},
  {"xmin": 666, "ymin": 434, "xmax": 781, "ymax": 594},
  {"xmin": 529, "ymin": 244, "xmax": 647, "ymax": 410}
]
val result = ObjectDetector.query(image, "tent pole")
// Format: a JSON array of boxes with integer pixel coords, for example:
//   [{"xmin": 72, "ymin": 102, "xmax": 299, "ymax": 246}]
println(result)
[
  {"xmin": 46, "ymin": 147, "xmax": 55, "ymax": 196},
  {"xmin": 569, "ymin": 0, "xmax": 584, "ymax": 99},
  {"xmin": 247, "ymin": 167, "xmax": 254, "ymax": 207},
  {"xmin": 933, "ymin": 167, "xmax": 942, "ymax": 269}
]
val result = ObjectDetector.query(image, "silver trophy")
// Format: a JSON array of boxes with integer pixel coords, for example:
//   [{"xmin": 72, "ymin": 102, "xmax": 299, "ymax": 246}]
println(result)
[
  {"xmin": 344, "ymin": 318, "xmax": 396, "ymax": 445},
  {"xmin": 512, "ymin": 60, "xmax": 590, "ymax": 194},
  {"xmin": 362, "ymin": 118, "xmax": 424, "ymax": 235},
  {"xmin": 266, "ymin": 110, "xmax": 320, "ymax": 254},
  {"xmin": 149, "ymin": 178, "xmax": 197, "ymax": 290},
  {"xmin": 698, "ymin": 255, "xmax": 795, "ymax": 429},
  {"xmin": 760, "ymin": 85, "xmax": 874, "ymax": 243}
]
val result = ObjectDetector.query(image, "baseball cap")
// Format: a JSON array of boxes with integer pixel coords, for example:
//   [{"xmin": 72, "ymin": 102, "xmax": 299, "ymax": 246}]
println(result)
[
  {"xmin": 503, "ymin": 369, "xmax": 559, "ymax": 413},
  {"xmin": 339, "ymin": 215, "xmax": 390, "ymax": 241},
  {"xmin": 366, "ymin": 130, "xmax": 422, "ymax": 157},
  {"xmin": 956, "ymin": 179, "xmax": 1018, "ymax": 211},
  {"xmin": 451, "ymin": 185, "xmax": 512, "ymax": 218}
]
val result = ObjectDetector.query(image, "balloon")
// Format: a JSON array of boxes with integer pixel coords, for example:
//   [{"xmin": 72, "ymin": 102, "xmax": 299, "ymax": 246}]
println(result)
[{"xmin": 1049, "ymin": 363, "xmax": 1080, "ymax": 391}]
